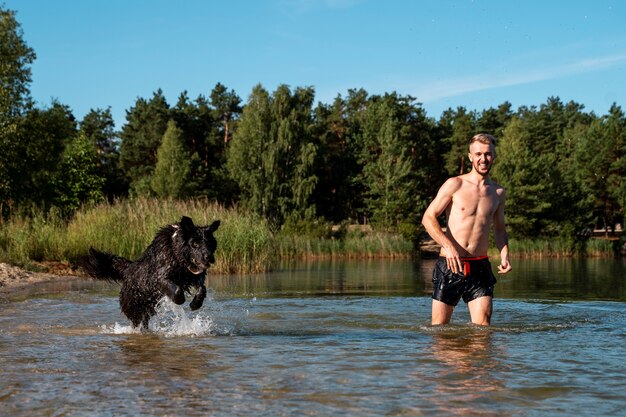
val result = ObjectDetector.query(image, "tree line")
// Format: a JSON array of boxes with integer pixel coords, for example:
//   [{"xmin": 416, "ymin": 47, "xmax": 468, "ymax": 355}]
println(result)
[{"xmin": 2, "ymin": 6, "xmax": 625, "ymax": 244}]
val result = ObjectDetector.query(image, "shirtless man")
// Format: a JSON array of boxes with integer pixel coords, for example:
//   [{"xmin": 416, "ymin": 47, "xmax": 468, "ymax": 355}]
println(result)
[{"xmin": 421, "ymin": 133, "xmax": 511, "ymax": 326}]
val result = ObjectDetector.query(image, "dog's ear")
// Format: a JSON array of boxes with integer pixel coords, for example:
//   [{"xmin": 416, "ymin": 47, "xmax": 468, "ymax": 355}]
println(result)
[
  {"xmin": 207, "ymin": 220, "xmax": 220, "ymax": 233},
  {"xmin": 180, "ymin": 216, "xmax": 195, "ymax": 235}
]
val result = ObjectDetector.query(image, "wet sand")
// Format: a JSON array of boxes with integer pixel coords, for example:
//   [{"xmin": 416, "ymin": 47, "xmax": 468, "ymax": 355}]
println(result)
[{"xmin": 0, "ymin": 263, "xmax": 83, "ymax": 298}]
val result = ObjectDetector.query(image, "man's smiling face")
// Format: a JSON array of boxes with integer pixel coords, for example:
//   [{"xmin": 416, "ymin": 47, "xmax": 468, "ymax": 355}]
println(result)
[{"xmin": 468, "ymin": 141, "xmax": 495, "ymax": 176}]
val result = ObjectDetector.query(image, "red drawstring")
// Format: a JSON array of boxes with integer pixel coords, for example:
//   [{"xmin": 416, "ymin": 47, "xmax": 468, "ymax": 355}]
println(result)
[{"xmin": 461, "ymin": 256, "xmax": 488, "ymax": 275}]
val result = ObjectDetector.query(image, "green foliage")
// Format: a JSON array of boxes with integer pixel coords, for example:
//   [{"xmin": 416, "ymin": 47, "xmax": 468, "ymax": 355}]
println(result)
[
  {"xmin": 226, "ymin": 84, "xmax": 272, "ymax": 216},
  {"xmin": 151, "ymin": 120, "xmax": 194, "ymax": 199},
  {"xmin": 351, "ymin": 92, "xmax": 437, "ymax": 232},
  {"xmin": 119, "ymin": 87, "xmax": 243, "ymax": 201},
  {"xmin": 493, "ymin": 237, "xmax": 614, "ymax": 259},
  {"xmin": 443, "ymin": 106, "xmax": 476, "ymax": 175},
  {"xmin": 311, "ymin": 89, "xmax": 373, "ymax": 224},
  {"xmin": 0, "ymin": 6, "xmax": 35, "ymax": 119},
  {"xmin": 311, "ymin": 96, "xmax": 356, "ymax": 222},
  {"xmin": 171, "ymin": 90, "xmax": 220, "ymax": 200},
  {"xmin": 1, "ymin": 8, "xmax": 625, "ymax": 244},
  {"xmin": 476, "ymin": 102, "xmax": 513, "ymax": 139},
  {"xmin": 54, "ymin": 133, "xmax": 105, "ymax": 215},
  {"xmin": 80, "ymin": 107, "xmax": 126, "ymax": 199},
  {"xmin": 359, "ymin": 97, "xmax": 414, "ymax": 227},
  {"xmin": 0, "ymin": 198, "xmax": 267, "ymax": 272},
  {"xmin": 227, "ymin": 84, "xmax": 318, "ymax": 226},
  {"xmin": 10, "ymin": 103, "xmax": 77, "ymax": 210},
  {"xmin": 492, "ymin": 118, "xmax": 552, "ymax": 237},
  {"xmin": 0, "ymin": 5, "xmax": 36, "ymax": 213},
  {"xmin": 572, "ymin": 104, "xmax": 626, "ymax": 231},
  {"xmin": 0, "ymin": 199, "xmax": 414, "ymax": 273},
  {"xmin": 273, "ymin": 228, "xmax": 413, "ymax": 260},
  {"xmin": 210, "ymin": 82, "xmax": 242, "ymax": 145},
  {"xmin": 0, "ymin": 208, "xmax": 66, "ymax": 265},
  {"xmin": 119, "ymin": 90, "xmax": 170, "ymax": 196}
]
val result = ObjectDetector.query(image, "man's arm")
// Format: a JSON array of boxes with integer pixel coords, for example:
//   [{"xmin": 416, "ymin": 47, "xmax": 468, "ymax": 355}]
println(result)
[
  {"xmin": 421, "ymin": 178, "xmax": 464, "ymax": 274},
  {"xmin": 493, "ymin": 187, "xmax": 511, "ymax": 274}
]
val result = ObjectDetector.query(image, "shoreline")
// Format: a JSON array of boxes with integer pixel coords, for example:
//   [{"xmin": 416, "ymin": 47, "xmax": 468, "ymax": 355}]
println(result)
[
  {"xmin": 1, "ymin": 240, "xmax": 622, "ymax": 298},
  {"xmin": 0, "ymin": 263, "xmax": 84, "ymax": 298}
]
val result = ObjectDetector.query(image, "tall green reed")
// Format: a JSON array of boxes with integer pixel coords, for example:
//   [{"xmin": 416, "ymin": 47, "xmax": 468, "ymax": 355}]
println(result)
[
  {"xmin": 0, "ymin": 198, "xmax": 275, "ymax": 274},
  {"xmin": 0, "ymin": 198, "xmax": 416, "ymax": 274},
  {"xmin": 5, "ymin": 199, "xmax": 614, "ymax": 275},
  {"xmin": 488, "ymin": 237, "xmax": 616, "ymax": 258}
]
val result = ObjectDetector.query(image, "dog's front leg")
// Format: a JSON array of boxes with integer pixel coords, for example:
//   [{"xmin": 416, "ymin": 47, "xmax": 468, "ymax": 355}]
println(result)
[
  {"xmin": 189, "ymin": 285, "xmax": 206, "ymax": 311},
  {"xmin": 160, "ymin": 279, "xmax": 185, "ymax": 305}
]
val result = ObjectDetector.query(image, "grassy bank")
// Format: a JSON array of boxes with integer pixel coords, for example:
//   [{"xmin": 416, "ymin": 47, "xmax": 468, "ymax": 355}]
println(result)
[
  {"xmin": 274, "ymin": 231, "xmax": 414, "ymax": 259},
  {"xmin": 0, "ymin": 198, "xmax": 414, "ymax": 274},
  {"xmin": 488, "ymin": 237, "xmax": 616, "ymax": 258},
  {"xmin": 0, "ymin": 199, "xmax": 274, "ymax": 274},
  {"xmin": 0, "ymin": 199, "xmax": 619, "ymax": 275}
]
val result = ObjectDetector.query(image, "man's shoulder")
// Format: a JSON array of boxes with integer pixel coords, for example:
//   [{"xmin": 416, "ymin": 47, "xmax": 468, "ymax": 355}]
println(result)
[
  {"xmin": 487, "ymin": 180, "xmax": 506, "ymax": 200},
  {"xmin": 441, "ymin": 176, "xmax": 464, "ymax": 192},
  {"xmin": 445, "ymin": 176, "xmax": 465, "ymax": 186},
  {"xmin": 454, "ymin": 174, "xmax": 477, "ymax": 189},
  {"xmin": 489, "ymin": 180, "xmax": 506, "ymax": 192}
]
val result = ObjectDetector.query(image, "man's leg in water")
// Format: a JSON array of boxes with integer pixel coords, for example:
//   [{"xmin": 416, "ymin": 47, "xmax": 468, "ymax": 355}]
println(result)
[
  {"xmin": 432, "ymin": 299, "xmax": 454, "ymax": 325},
  {"xmin": 468, "ymin": 296, "xmax": 493, "ymax": 325}
]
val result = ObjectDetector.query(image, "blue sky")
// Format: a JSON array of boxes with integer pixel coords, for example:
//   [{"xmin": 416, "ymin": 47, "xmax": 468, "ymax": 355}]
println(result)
[{"xmin": 7, "ymin": 0, "xmax": 626, "ymax": 128}]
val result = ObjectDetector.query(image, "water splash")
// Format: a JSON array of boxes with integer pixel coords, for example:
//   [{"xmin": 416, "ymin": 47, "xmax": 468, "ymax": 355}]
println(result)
[
  {"xmin": 149, "ymin": 296, "xmax": 221, "ymax": 337},
  {"xmin": 101, "ymin": 293, "xmax": 241, "ymax": 337},
  {"xmin": 101, "ymin": 322, "xmax": 141, "ymax": 335}
]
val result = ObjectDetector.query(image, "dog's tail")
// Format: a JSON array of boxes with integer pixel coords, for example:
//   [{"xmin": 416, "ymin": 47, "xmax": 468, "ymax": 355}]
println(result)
[{"xmin": 81, "ymin": 248, "xmax": 131, "ymax": 284}]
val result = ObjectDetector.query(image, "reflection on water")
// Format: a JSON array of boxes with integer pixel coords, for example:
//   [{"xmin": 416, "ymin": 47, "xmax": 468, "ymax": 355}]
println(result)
[
  {"xmin": 209, "ymin": 258, "xmax": 431, "ymax": 297},
  {"xmin": 428, "ymin": 328, "xmax": 503, "ymax": 416},
  {"xmin": 496, "ymin": 257, "xmax": 626, "ymax": 301},
  {"xmin": 1, "ymin": 258, "xmax": 626, "ymax": 416}
]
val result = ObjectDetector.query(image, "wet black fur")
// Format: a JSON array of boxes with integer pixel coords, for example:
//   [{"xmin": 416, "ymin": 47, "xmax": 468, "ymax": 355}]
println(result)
[{"xmin": 81, "ymin": 216, "xmax": 220, "ymax": 329}]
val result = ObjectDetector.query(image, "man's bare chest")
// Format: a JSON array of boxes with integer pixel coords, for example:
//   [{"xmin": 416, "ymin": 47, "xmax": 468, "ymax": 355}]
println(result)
[{"xmin": 450, "ymin": 186, "xmax": 499, "ymax": 218}]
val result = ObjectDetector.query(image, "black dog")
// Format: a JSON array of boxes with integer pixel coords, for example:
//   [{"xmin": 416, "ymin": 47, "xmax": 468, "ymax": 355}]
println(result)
[{"xmin": 81, "ymin": 216, "xmax": 220, "ymax": 329}]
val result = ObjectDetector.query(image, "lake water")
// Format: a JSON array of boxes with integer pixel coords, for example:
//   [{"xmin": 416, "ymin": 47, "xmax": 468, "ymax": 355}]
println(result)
[{"xmin": 1, "ymin": 258, "xmax": 625, "ymax": 416}]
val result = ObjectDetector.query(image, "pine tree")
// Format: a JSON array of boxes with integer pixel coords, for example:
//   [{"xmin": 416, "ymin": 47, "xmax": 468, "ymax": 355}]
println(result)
[
  {"xmin": 443, "ymin": 106, "xmax": 476, "ymax": 175},
  {"xmin": 362, "ymin": 115, "xmax": 413, "ymax": 226},
  {"xmin": 210, "ymin": 82, "xmax": 241, "ymax": 145},
  {"xmin": 311, "ymin": 95, "xmax": 354, "ymax": 222},
  {"xmin": 80, "ymin": 108, "xmax": 126, "ymax": 198},
  {"xmin": 357, "ymin": 94, "xmax": 419, "ymax": 229},
  {"xmin": 491, "ymin": 118, "xmax": 552, "ymax": 237},
  {"xmin": 476, "ymin": 102, "xmax": 513, "ymax": 139},
  {"xmin": 119, "ymin": 89, "xmax": 170, "ymax": 196},
  {"xmin": 151, "ymin": 120, "xmax": 193, "ymax": 199},
  {"xmin": 573, "ymin": 104, "xmax": 626, "ymax": 233}
]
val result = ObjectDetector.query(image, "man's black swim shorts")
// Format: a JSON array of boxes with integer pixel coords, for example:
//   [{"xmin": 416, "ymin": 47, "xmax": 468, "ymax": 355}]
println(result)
[{"xmin": 432, "ymin": 256, "xmax": 497, "ymax": 306}]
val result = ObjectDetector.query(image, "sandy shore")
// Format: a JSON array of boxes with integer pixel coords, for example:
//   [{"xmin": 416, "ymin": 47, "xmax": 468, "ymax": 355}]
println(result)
[{"xmin": 0, "ymin": 263, "xmax": 83, "ymax": 296}]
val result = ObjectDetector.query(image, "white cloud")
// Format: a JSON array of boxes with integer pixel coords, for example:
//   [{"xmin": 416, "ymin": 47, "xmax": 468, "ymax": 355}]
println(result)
[{"xmin": 417, "ymin": 52, "xmax": 626, "ymax": 103}]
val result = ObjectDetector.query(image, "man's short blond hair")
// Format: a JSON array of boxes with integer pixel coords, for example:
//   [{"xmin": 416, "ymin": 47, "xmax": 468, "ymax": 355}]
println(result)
[{"xmin": 469, "ymin": 133, "xmax": 497, "ymax": 147}]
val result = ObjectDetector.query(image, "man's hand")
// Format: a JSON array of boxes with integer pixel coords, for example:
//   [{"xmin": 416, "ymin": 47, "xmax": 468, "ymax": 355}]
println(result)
[
  {"xmin": 497, "ymin": 259, "xmax": 512, "ymax": 274},
  {"xmin": 443, "ymin": 246, "xmax": 464, "ymax": 275}
]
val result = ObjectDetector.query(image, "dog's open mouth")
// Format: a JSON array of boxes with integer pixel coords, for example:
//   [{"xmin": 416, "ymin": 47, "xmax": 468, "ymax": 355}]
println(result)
[{"xmin": 187, "ymin": 263, "xmax": 205, "ymax": 275}]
